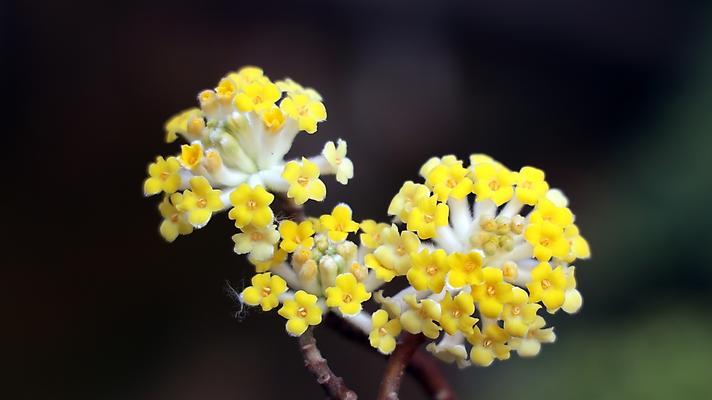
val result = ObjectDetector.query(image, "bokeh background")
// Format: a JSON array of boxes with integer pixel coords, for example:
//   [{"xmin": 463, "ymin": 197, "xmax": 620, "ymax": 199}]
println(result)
[{"xmin": 4, "ymin": 0, "xmax": 712, "ymax": 399}]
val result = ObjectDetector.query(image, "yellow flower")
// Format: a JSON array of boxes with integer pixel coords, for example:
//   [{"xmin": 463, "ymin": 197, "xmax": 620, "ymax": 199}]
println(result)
[
  {"xmin": 280, "ymin": 93, "xmax": 327, "ymax": 134},
  {"xmin": 406, "ymin": 195, "xmax": 449, "ymax": 240},
  {"xmin": 282, "ymin": 158, "xmax": 327, "ymax": 205},
  {"xmin": 529, "ymin": 198, "xmax": 574, "ymax": 227},
  {"xmin": 234, "ymin": 80, "xmax": 281, "ymax": 113},
  {"xmin": 471, "ymin": 163, "xmax": 517, "ymax": 206},
  {"xmin": 158, "ymin": 194, "xmax": 193, "ymax": 242},
  {"xmin": 232, "ymin": 224, "xmax": 281, "ymax": 262},
  {"xmin": 400, "ymin": 295, "xmax": 442, "ymax": 339},
  {"xmin": 406, "ymin": 248, "xmax": 449, "ymax": 293},
  {"xmin": 387, "ymin": 181, "xmax": 432, "ymax": 223},
  {"xmin": 524, "ymin": 221, "xmax": 570, "ymax": 261},
  {"xmin": 261, "ymin": 106, "xmax": 286, "ymax": 133},
  {"xmin": 278, "ymin": 290, "xmax": 323, "ymax": 336},
  {"xmin": 144, "ymin": 156, "xmax": 182, "ymax": 196},
  {"xmin": 325, "ymin": 273, "xmax": 372, "ymax": 316},
  {"xmin": 241, "ymin": 272, "xmax": 287, "ymax": 311},
  {"xmin": 373, "ymin": 225, "xmax": 421, "ymax": 275},
  {"xmin": 278, "ymin": 220, "xmax": 315, "ymax": 252},
  {"xmin": 467, "ymin": 325, "xmax": 511, "ymax": 367},
  {"xmin": 227, "ymin": 66, "xmax": 266, "ymax": 90},
  {"xmin": 249, "ymin": 246, "xmax": 288, "ymax": 273},
  {"xmin": 471, "ymin": 267, "xmax": 513, "ymax": 319},
  {"xmin": 515, "ymin": 166, "xmax": 549, "ymax": 205},
  {"xmin": 164, "ymin": 108, "xmax": 202, "ymax": 143},
  {"xmin": 502, "ymin": 287, "xmax": 540, "ymax": 337},
  {"xmin": 359, "ymin": 220, "xmax": 390, "ymax": 249},
  {"xmin": 179, "ymin": 142, "xmax": 204, "ymax": 170},
  {"xmin": 176, "ymin": 177, "xmax": 224, "ymax": 228},
  {"xmin": 319, "ymin": 204, "xmax": 360, "ymax": 242},
  {"xmin": 322, "ymin": 139, "xmax": 354, "ymax": 184},
  {"xmin": 446, "ymin": 251, "xmax": 483, "ymax": 288},
  {"xmin": 228, "ymin": 184, "xmax": 275, "ymax": 228},
  {"xmin": 365, "ymin": 253, "xmax": 397, "ymax": 282},
  {"xmin": 425, "ymin": 162, "xmax": 473, "ymax": 201},
  {"xmin": 419, "ymin": 155, "xmax": 459, "ymax": 178},
  {"xmin": 563, "ymin": 224, "xmax": 591, "ymax": 262},
  {"xmin": 369, "ymin": 309, "xmax": 402, "ymax": 355},
  {"xmin": 440, "ymin": 292, "xmax": 478, "ymax": 335},
  {"xmin": 509, "ymin": 315, "xmax": 556, "ymax": 357},
  {"xmin": 215, "ymin": 77, "xmax": 237, "ymax": 103},
  {"xmin": 526, "ymin": 262, "xmax": 567, "ymax": 312}
]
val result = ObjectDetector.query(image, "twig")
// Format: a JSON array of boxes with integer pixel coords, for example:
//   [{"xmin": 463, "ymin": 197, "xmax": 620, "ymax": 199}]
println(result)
[
  {"xmin": 298, "ymin": 327, "xmax": 358, "ymax": 400},
  {"xmin": 377, "ymin": 333, "xmax": 426, "ymax": 400}
]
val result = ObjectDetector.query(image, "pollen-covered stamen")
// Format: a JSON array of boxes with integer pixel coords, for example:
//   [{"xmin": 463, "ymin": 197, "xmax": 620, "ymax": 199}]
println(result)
[
  {"xmin": 261, "ymin": 286, "xmax": 272, "ymax": 297},
  {"xmin": 511, "ymin": 305, "xmax": 521, "ymax": 316},
  {"xmin": 426, "ymin": 264, "xmax": 438, "ymax": 276},
  {"xmin": 424, "ymin": 214, "xmax": 434, "ymax": 223},
  {"xmin": 297, "ymin": 307, "xmax": 308, "ymax": 318},
  {"xmin": 378, "ymin": 326, "xmax": 388, "ymax": 336},
  {"xmin": 197, "ymin": 198, "xmax": 207, "ymax": 208},
  {"xmin": 464, "ymin": 261, "xmax": 477, "ymax": 272},
  {"xmin": 170, "ymin": 213, "xmax": 180, "ymax": 223},
  {"xmin": 297, "ymin": 176, "xmax": 309, "ymax": 186},
  {"xmin": 452, "ymin": 309, "xmax": 462, "ymax": 318},
  {"xmin": 483, "ymin": 338, "xmax": 493, "ymax": 348},
  {"xmin": 540, "ymin": 237, "xmax": 551, "ymax": 247},
  {"xmin": 488, "ymin": 180, "xmax": 500, "ymax": 191},
  {"xmin": 486, "ymin": 285, "xmax": 496, "ymax": 296},
  {"xmin": 246, "ymin": 199, "xmax": 257, "ymax": 209},
  {"xmin": 342, "ymin": 293, "xmax": 353, "ymax": 303},
  {"xmin": 251, "ymin": 231, "xmax": 264, "ymax": 241},
  {"xmin": 541, "ymin": 279, "xmax": 552, "ymax": 289}
]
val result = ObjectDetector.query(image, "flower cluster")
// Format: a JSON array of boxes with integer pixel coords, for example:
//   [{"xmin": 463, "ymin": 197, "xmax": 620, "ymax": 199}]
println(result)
[{"xmin": 143, "ymin": 67, "xmax": 590, "ymax": 369}]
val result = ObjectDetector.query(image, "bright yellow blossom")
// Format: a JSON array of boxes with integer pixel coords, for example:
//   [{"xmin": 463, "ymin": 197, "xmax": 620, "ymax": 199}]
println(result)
[
  {"xmin": 529, "ymin": 198, "xmax": 574, "ymax": 227},
  {"xmin": 228, "ymin": 184, "xmax": 274, "ymax": 228},
  {"xmin": 524, "ymin": 221, "xmax": 570, "ymax": 261},
  {"xmin": 471, "ymin": 163, "xmax": 517, "ymax": 206},
  {"xmin": 502, "ymin": 287, "xmax": 540, "ymax": 337},
  {"xmin": 406, "ymin": 195, "xmax": 449, "ymax": 240},
  {"xmin": 322, "ymin": 139, "xmax": 353, "ymax": 184},
  {"xmin": 164, "ymin": 108, "xmax": 201, "ymax": 143},
  {"xmin": 515, "ymin": 166, "xmax": 549, "ymax": 205},
  {"xmin": 387, "ymin": 181, "xmax": 432, "ymax": 222},
  {"xmin": 365, "ymin": 253, "xmax": 397, "ymax": 282},
  {"xmin": 369, "ymin": 309, "xmax": 402, "ymax": 355},
  {"xmin": 282, "ymin": 158, "xmax": 326, "ymax": 205},
  {"xmin": 278, "ymin": 290, "xmax": 323, "ymax": 336},
  {"xmin": 440, "ymin": 292, "xmax": 478, "ymax": 335},
  {"xmin": 406, "ymin": 248, "xmax": 449, "ymax": 293},
  {"xmin": 359, "ymin": 220, "xmax": 389, "ymax": 249},
  {"xmin": 467, "ymin": 325, "xmax": 511, "ymax": 366},
  {"xmin": 249, "ymin": 246, "xmax": 288, "ymax": 273},
  {"xmin": 426, "ymin": 162, "xmax": 473, "ymax": 201},
  {"xmin": 400, "ymin": 295, "xmax": 442, "ymax": 339},
  {"xmin": 280, "ymin": 93, "xmax": 327, "ymax": 134},
  {"xmin": 325, "ymin": 273, "xmax": 372, "ymax": 316},
  {"xmin": 144, "ymin": 156, "xmax": 182, "ymax": 196},
  {"xmin": 563, "ymin": 224, "xmax": 591, "ymax": 262},
  {"xmin": 241, "ymin": 272, "xmax": 287, "ymax": 311},
  {"xmin": 527, "ymin": 262, "xmax": 567, "ymax": 312},
  {"xmin": 509, "ymin": 315, "xmax": 556, "ymax": 357},
  {"xmin": 227, "ymin": 66, "xmax": 265, "ymax": 90},
  {"xmin": 447, "ymin": 251, "xmax": 483, "ymax": 288},
  {"xmin": 319, "ymin": 204, "xmax": 360, "ymax": 242},
  {"xmin": 232, "ymin": 224, "xmax": 280, "ymax": 261},
  {"xmin": 278, "ymin": 220, "xmax": 315, "ymax": 252},
  {"xmin": 158, "ymin": 194, "xmax": 193, "ymax": 242},
  {"xmin": 234, "ymin": 80, "xmax": 281, "ymax": 114},
  {"xmin": 471, "ymin": 267, "xmax": 513, "ymax": 318},
  {"xmin": 179, "ymin": 142, "xmax": 204, "ymax": 170},
  {"xmin": 215, "ymin": 77, "xmax": 237, "ymax": 103},
  {"xmin": 261, "ymin": 106, "xmax": 286, "ymax": 133},
  {"xmin": 176, "ymin": 177, "xmax": 224, "ymax": 228},
  {"xmin": 373, "ymin": 225, "xmax": 421, "ymax": 275}
]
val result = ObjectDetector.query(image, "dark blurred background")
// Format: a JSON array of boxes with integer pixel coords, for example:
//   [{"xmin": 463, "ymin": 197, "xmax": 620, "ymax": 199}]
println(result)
[{"xmin": 4, "ymin": 0, "xmax": 712, "ymax": 399}]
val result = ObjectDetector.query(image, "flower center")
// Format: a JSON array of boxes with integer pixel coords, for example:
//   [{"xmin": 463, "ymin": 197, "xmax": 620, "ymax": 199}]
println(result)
[
  {"xmin": 541, "ymin": 279, "xmax": 552, "ymax": 289},
  {"xmin": 342, "ymin": 294, "xmax": 353, "ymax": 303},
  {"xmin": 251, "ymin": 231, "xmax": 264, "ymax": 241},
  {"xmin": 378, "ymin": 327, "xmax": 388, "ymax": 336},
  {"xmin": 334, "ymin": 157, "xmax": 342, "ymax": 166},
  {"xmin": 197, "ymin": 198, "xmax": 207, "ymax": 208},
  {"xmin": 488, "ymin": 180, "xmax": 500, "ymax": 191},
  {"xmin": 160, "ymin": 171, "xmax": 170, "ymax": 180},
  {"xmin": 486, "ymin": 285, "xmax": 496, "ymax": 296},
  {"xmin": 261, "ymin": 286, "xmax": 272, "ymax": 297},
  {"xmin": 520, "ymin": 181, "xmax": 532, "ymax": 189},
  {"xmin": 464, "ymin": 261, "xmax": 476, "ymax": 272},
  {"xmin": 246, "ymin": 199, "xmax": 257, "ymax": 209},
  {"xmin": 298, "ymin": 105, "xmax": 309, "ymax": 116},
  {"xmin": 423, "ymin": 214, "xmax": 434, "ymax": 223},
  {"xmin": 395, "ymin": 245, "xmax": 406, "ymax": 256},
  {"xmin": 297, "ymin": 307, "xmax": 308, "ymax": 318},
  {"xmin": 483, "ymin": 338, "xmax": 493, "ymax": 348},
  {"xmin": 452, "ymin": 309, "xmax": 462, "ymax": 318},
  {"xmin": 253, "ymin": 95, "xmax": 263, "ymax": 104},
  {"xmin": 511, "ymin": 305, "xmax": 521, "ymax": 316},
  {"xmin": 539, "ymin": 237, "xmax": 550, "ymax": 247},
  {"xmin": 170, "ymin": 213, "xmax": 180, "ymax": 223},
  {"xmin": 446, "ymin": 178, "xmax": 457, "ymax": 188},
  {"xmin": 425, "ymin": 265, "xmax": 437, "ymax": 276},
  {"xmin": 297, "ymin": 176, "xmax": 309, "ymax": 186}
]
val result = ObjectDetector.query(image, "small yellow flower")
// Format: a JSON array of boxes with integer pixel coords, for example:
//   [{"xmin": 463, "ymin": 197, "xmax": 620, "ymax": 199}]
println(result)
[
  {"xmin": 365, "ymin": 253, "xmax": 397, "ymax": 282},
  {"xmin": 467, "ymin": 325, "xmax": 511, "ymax": 367},
  {"xmin": 508, "ymin": 315, "xmax": 556, "ymax": 357},
  {"xmin": 249, "ymin": 246, "xmax": 288, "ymax": 273},
  {"xmin": 359, "ymin": 220, "xmax": 390, "ymax": 249},
  {"xmin": 527, "ymin": 262, "xmax": 567, "ymax": 312},
  {"xmin": 471, "ymin": 163, "xmax": 517, "ymax": 206},
  {"xmin": 215, "ymin": 77, "xmax": 237, "ymax": 103},
  {"xmin": 176, "ymin": 177, "xmax": 224, "ymax": 228},
  {"xmin": 228, "ymin": 184, "xmax": 275, "ymax": 228},
  {"xmin": 425, "ymin": 162, "xmax": 473, "ymax": 201},
  {"xmin": 369, "ymin": 309, "xmax": 402, "ymax": 355},
  {"xmin": 515, "ymin": 166, "xmax": 549, "ymax": 205},
  {"xmin": 373, "ymin": 225, "xmax": 421, "ymax": 275},
  {"xmin": 179, "ymin": 142, "xmax": 204, "ymax": 170},
  {"xmin": 234, "ymin": 80, "xmax": 281, "ymax": 113},
  {"xmin": 322, "ymin": 139, "xmax": 354, "ymax": 184},
  {"xmin": 502, "ymin": 287, "xmax": 540, "ymax": 337},
  {"xmin": 524, "ymin": 221, "xmax": 570, "ymax": 261},
  {"xmin": 280, "ymin": 93, "xmax": 327, "ymax": 134},
  {"xmin": 278, "ymin": 290, "xmax": 323, "ymax": 336},
  {"xmin": 158, "ymin": 194, "xmax": 193, "ymax": 242},
  {"xmin": 227, "ymin": 66, "xmax": 266, "ymax": 90},
  {"xmin": 319, "ymin": 204, "xmax": 360, "ymax": 242},
  {"xmin": 471, "ymin": 267, "xmax": 513, "ymax": 319},
  {"xmin": 563, "ymin": 224, "xmax": 591, "ymax": 262},
  {"xmin": 406, "ymin": 195, "xmax": 449, "ymax": 240},
  {"xmin": 446, "ymin": 251, "xmax": 483, "ymax": 288},
  {"xmin": 261, "ymin": 106, "xmax": 286, "ymax": 133},
  {"xmin": 282, "ymin": 158, "xmax": 327, "ymax": 205},
  {"xmin": 232, "ymin": 224, "xmax": 281, "ymax": 262},
  {"xmin": 278, "ymin": 220, "xmax": 315, "ymax": 253},
  {"xmin": 241, "ymin": 272, "xmax": 287, "ymax": 311},
  {"xmin": 387, "ymin": 181, "xmax": 431, "ymax": 223},
  {"xmin": 440, "ymin": 292, "xmax": 478, "ymax": 335},
  {"xmin": 164, "ymin": 108, "xmax": 202, "ymax": 143},
  {"xmin": 325, "ymin": 273, "xmax": 372, "ymax": 316},
  {"xmin": 400, "ymin": 295, "xmax": 442, "ymax": 339},
  {"xmin": 419, "ymin": 155, "xmax": 459, "ymax": 178},
  {"xmin": 406, "ymin": 248, "xmax": 450, "ymax": 293},
  {"xmin": 144, "ymin": 156, "xmax": 182, "ymax": 196},
  {"xmin": 529, "ymin": 198, "xmax": 574, "ymax": 227}
]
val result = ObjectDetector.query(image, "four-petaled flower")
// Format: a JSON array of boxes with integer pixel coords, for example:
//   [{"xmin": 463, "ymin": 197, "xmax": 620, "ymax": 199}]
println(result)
[
  {"xmin": 515, "ymin": 166, "xmax": 549, "ymax": 205},
  {"xmin": 319, "ymin": 204, "xmax": 360, "ymax": 242},
  {"xmin": 373, "ymin": 225, "xmax": 421, "ymax": 275},
  {"xmin": 406, "ymin": 195, "xmax": 449, "ymax": 240},
  {"xmin": 280, "ymin": 93, "xmax": 327, "ymax": 134},
  {"xmin": 524, "ymin": 221, "xmax": 570, "ymax": 261},
  {"xmin": 407, "ymin": 248, "xmax": 450, "ymax": 293},
  {"xmin": 158, "ymin": 194, "xmax": 193, "ymax": 242},
  {"xmin": 471, "ymin": 162, "xmax": 517, "ymax": 206},
  {"xmin": 388, "ymin": 181, "xmax": 431, "ymax": 223},
  {"xmin": 471, "ymin": 267, "xmax": 513, "ymax": 319},
  {"xmin": 278, "ymin": 290, "xmax": 323, "ymax": 336},
  {"xmin": 426, "ymin": 162, "xmax": 473, "ymax": 201},
  {"xmin": 467, "ymin": 325, "xmax": 511, "ymax": 367},
  {"xmin": 526, "ymin": 262, "xmax": 567, "ymax": 312},
  {"xmin": 144, "ymin": 156, "xmax": 182, "ymax": 196},
  {"xmin": 177, "ymin": 176, "xmax": 224, "ymax": 228},
  {"xmin": 241, "ymin": 272, "xmax": 287, "ymax": 311},
  {"xmin": 278, "ymin": 220, "xmax": 315, "ymax": 253},
  {"xmin": 440, "ymin": 292, "xmax": 478, "ymax": 335},
  {"xmin": 369, "ymin": 309, "xmax": 402, "ymax": 355},
  {"xmin": 282, "ymin": 158, "xmax": 327, "ymax": 205},
  {"xmin": 502, "ymin": 287, "xmax": 541, "ymax": 337},
  {"xmin": 359, "ymin": 220, "xmax": 389, "ymax": 249},
  {"xmin": 228, "ymin": 184, "xmax": 275, "ymax": 228},
  {"xmin": 325, "ymin": 273, "xmax": 372, "ymax": 316},
  {"xmin": 234, "ymin": 80, "xmax": 281, "ymax": 113},
  {"xmin": 447, "ymin": 251, "xmax": 483, "ymax": 288},
  {"xmin": 232, "ymin": 224, "xmax": 280, "ymax": 261},
  {"xmin": 179, "ymin": 142, "xmax": 204, "ymax": 170},
  {"xmin": 400, "ymin": 295, "xmax": 442, "ymax": 339},
  {"xmin": 322, "ymin": 139, "xmax": 354, "ymax": 184}
]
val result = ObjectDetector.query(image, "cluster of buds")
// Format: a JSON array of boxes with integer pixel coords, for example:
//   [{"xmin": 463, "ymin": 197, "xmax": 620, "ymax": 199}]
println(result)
[{"xmin": 143, "ymin": 67, "xmax": 590, "ymax": 370}]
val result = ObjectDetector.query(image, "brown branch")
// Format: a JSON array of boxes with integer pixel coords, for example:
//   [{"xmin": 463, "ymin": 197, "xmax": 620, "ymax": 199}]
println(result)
[
  {"xmin": 377, "ymin": 333, "xmax": 426, "ymax": 400},
  {"xmin": 298, "ymin": 327, "xmax": 358, "ymax": 400}
]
